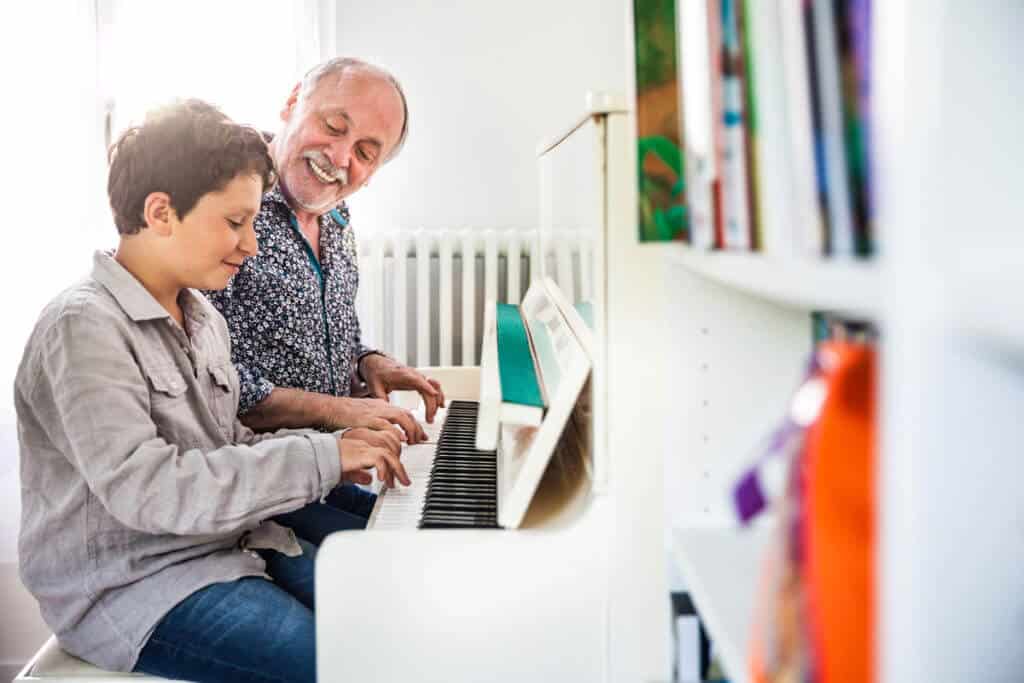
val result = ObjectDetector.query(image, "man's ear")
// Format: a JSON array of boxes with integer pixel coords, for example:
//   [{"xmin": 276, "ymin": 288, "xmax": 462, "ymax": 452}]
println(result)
[
  {"xmin": 280, "ymin": 82, "xmax": 302, "ymax": 122},
  {"xmin": 143, "ymin": 192, "xmax": 175, "ymax": 237}
]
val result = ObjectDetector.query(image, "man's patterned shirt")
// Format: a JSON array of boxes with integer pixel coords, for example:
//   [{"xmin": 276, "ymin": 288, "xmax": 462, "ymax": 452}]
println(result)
[{"xmin": 205, "ymin": 186, "xmax": 374, "ymax": 413}]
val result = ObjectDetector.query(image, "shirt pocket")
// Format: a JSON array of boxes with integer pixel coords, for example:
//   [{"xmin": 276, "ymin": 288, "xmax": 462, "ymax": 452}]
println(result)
[
  {"xmin": 143, "ymin": 363, "xmax": 194, "ymax": 445},
  {"xmin": 206, "ymin": 362, "xmax": 238, "ymax": 433},
  {"xmin": 146, "ymin": 364, "xmax": 188, "ymax": 400}
]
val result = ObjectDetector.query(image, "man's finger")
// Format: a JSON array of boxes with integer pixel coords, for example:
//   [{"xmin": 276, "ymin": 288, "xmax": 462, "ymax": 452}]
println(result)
[
  {"xmin": 428, "ymin": 378, "xmax": 446, "ymax": 408},
  {"xmin": 422, "ymin": 390, "xmax": 438, "ymax": 424}
]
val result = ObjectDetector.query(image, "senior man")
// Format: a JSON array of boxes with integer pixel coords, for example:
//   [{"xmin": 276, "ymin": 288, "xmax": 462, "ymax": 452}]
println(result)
[{"xmin": 206, "ymin": 58, "xmax": 444, "ymax": 539}]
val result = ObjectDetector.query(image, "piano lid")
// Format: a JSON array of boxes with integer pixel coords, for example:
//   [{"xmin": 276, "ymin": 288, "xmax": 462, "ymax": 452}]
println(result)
[{"xmin": 476, "ymin": 277, "xmax": 593, "ymax": 529}]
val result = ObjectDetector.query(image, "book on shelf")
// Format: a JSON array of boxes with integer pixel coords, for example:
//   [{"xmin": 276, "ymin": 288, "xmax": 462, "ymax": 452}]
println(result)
[
  {"xmin": 720, "ymin": 0, "xmax": 756, "ymax": 250},
  {"xmin": 809, "ymin": 0, "xmax": 857, "ymax": 256},
  {"xmin": 680, "ymin": 0, "xmax": 717, "ymax": 249},
  {"xmin": 779, "ymin": 0, "xmax": 827, "ymax": 256},
  {"xmin": 812, "ymin": 311, "xmax": 877, "ymax": 345},
  {"xmin": 676, "ymin": 0, "xmax": 876, "ymax": 258},
  {"xmin": 744, "ymin": 0, "xmax": 798, "ymax": 256},
  {"xmin": 838, "ymin": 0, "xmax": 874, "ymax": 255}
]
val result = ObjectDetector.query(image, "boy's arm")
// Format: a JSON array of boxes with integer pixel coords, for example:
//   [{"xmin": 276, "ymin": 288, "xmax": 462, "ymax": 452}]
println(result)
[{"xmin": 41, "ymin": 310, "xmax": 342, "ymax": 536}]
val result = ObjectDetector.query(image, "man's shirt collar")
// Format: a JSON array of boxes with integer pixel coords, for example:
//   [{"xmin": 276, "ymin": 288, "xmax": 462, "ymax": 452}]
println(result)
[{"xmin": 264, "ymin": 185, "xmax": 350, "ymax": 228}]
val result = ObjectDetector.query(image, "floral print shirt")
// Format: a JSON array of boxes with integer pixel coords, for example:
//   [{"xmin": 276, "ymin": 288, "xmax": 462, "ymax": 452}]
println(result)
[{"xmin": 205, "ymin": 186, "xmax": 375, "ymax": 413}]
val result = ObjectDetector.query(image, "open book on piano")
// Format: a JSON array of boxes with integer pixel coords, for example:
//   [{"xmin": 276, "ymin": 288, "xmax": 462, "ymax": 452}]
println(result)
[{"xmin": 365, "ymin": 276, "xmax": 593, "ymax": 530}]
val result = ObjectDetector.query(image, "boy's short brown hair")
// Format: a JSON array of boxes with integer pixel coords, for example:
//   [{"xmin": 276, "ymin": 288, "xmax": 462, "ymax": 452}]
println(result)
[{"xmin": 107, "ymin": 99, "xmax": 275, "ymax": 235}]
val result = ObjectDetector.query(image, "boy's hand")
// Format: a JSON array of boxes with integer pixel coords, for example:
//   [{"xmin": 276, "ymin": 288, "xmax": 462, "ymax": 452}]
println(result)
[
  {"xmin": 328, "ymin": 396, "xmax": 427, "ymax": 444},
  {"xmin": 342, "ymin": 427, "xmax": 402, "ymax": 457},
  {"xmin": 336, "ymin": 435, "xmax": 410, "ymax": 489}
]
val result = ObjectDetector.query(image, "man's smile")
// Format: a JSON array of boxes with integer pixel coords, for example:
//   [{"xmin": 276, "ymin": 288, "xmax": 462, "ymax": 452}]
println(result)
[{"xmin": 305, "ymin": 156, "xmax": 347, "ymax": 185}]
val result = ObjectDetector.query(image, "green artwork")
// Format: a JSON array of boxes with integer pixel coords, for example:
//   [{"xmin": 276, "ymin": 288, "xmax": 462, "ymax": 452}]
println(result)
[{"xmin": 634, "ymin": 0, "xmax": 687, "ymax": 242}]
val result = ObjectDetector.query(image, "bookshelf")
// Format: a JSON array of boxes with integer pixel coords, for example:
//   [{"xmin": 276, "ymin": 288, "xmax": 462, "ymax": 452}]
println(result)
[
  {"xmin": 540, "ymin": 4, "xmax": 1020, "ymax": 681},
  {"xmin": 639, "ymin": 2, "xmax": 1020, "ymax": 683}
]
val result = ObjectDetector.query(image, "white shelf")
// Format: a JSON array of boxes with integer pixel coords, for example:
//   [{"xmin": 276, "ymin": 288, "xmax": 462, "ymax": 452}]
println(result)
[
  {"xmin": 667, "ymin": 246, "xmax": 880, "ymax": 318},
  {"xmin": 672, "ymin": 524, "xmax": 774, "ymax": 683}
]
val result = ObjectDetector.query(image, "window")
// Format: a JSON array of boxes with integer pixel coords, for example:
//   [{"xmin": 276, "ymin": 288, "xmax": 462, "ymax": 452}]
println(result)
[{"xmin": 97, "ymin": 0, "xmax": 332, "ymax": 139}]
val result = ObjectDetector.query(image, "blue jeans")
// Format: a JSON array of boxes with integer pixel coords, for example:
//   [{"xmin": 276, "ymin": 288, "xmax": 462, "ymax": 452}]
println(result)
[
  {"xmin": 272, "ymin": 482, "xmax": 378, "ymax": 545},
  {"xmin": 133, "ymin": 484, "xmax": 376, "ymax": 683},
  {"xmin": 135, "ymin": 539, "xmax": 320, "ymax": 682}
]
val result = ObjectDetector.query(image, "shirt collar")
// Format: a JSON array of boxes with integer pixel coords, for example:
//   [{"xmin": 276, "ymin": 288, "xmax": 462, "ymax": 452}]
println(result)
[
  {"xmin": 91, "ymin": 250, "xmax": 208, "ymax": 325},
  {"xmin": 265, "ymin": 184, "xmax": 350, "ymax": 228}
]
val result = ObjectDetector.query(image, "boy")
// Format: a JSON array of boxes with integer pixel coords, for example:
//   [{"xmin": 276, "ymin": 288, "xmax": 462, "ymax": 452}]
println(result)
[{"xmin": 15, "ymin": 100, "xmax": 407, "ymax": 682}]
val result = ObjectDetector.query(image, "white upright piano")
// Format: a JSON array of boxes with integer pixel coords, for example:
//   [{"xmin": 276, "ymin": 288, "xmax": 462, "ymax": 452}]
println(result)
[{"xmin": 316, "ymin": 93, "xmax": 672, "ymax": 682}]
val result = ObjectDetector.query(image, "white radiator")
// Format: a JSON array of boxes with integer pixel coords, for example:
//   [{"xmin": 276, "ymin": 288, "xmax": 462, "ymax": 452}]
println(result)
[{"xmin": 356, "ymin": 228, "xmax": 593, "ymax": 367}]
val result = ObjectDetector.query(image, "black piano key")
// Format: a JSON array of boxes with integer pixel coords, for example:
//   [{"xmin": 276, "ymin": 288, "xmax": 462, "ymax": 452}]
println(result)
[{"xmin": 414, "ymin": 400, "xmax": 501, "ymax": 530}]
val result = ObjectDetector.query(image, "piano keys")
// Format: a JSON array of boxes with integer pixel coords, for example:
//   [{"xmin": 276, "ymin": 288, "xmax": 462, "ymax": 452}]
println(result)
[
  {"xmin": 365, "ymin": 278, "xmax": 592, "ymax": 532},
  {"xmin": 367, "ymin": 400, "xmax": 500, "ymax": 530}
]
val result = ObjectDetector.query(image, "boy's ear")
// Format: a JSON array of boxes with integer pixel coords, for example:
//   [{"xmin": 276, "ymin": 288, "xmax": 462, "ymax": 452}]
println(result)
[
  {"xmin": 280, "ymin": 82, "xmax": 302, "ymax": 122},
  {"xmin": 142, "ymin": 192, "xmax": 175, "ymax": 236}
]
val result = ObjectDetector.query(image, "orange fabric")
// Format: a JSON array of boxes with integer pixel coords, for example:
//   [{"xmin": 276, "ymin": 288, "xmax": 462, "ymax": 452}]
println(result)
[{"xmin": 802, "ymin": 343, "xmax": 876, "ymax": 683}]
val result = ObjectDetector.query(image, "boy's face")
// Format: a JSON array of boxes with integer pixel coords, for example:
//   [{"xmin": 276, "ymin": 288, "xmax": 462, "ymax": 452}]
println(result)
[
  {"xmin": 168, "ymin": 173, "xmax": 263, "ymax": 290},
  {"xmin": 273, "ymin": 69, "xmax": 404, "ymax": 215}
]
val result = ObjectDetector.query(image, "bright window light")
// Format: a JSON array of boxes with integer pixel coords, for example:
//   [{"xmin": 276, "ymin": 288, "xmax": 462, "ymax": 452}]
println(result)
[{"xmin": 98, "ymin": 0, "xmax": 307, "ymax": 135}]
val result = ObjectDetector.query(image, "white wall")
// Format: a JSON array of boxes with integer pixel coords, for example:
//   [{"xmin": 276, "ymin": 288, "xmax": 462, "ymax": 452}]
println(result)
[
  {"xmin": 335, "ymin": 0, "xmax": 629, "ymax": 233},
  {"xmin": 0, "ymin": 1, "xmax": 108, "ymax": 671}
]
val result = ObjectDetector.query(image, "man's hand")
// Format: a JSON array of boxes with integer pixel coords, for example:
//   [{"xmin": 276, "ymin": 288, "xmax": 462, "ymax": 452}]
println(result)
[
  {"xmin": 359, "ymin": 354, "xmax": 446, "ymax": 423},
  {"xmin": 336, "ymin": 434, "xmax": 410, "ymax": 489},
  {"xmin": 327, "ymin": 396, "xmax": 427, "ymax": 444}
]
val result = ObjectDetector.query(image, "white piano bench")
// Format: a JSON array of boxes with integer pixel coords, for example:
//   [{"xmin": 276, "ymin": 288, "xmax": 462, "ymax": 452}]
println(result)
[{"xmin": 14, "ymin": 637, "xmax": 169, "ymax": 682}]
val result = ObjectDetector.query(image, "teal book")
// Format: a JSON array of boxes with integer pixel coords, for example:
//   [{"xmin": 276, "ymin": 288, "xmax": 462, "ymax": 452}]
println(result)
[{"xmin": 495, "ymin": 303, "xmax": 545, "ymax": 425}]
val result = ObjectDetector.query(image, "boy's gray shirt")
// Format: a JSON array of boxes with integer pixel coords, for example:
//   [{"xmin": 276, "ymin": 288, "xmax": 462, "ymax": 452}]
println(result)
[{"xmin": 15, "ymin": 251, "xmax": 342, "ymax": 672}]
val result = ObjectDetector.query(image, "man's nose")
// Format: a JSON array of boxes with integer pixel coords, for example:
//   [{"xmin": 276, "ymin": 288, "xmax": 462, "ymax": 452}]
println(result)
[{"xmin": 325, "ymin": 140, "xmax": 352, "ymax": 172}]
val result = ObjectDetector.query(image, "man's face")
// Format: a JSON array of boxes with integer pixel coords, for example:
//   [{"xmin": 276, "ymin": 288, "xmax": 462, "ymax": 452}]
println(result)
[
  {"xmin": 168, "ymin": 173, "xmax": 263, "ymax": 291},
  {"xmin": 273, "ymin": 69, "xmax": 405, "ymax": 216}
]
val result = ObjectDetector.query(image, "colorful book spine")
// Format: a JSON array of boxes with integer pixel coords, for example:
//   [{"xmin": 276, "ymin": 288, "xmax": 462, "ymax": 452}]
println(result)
[
  {"xmin": 811, "ymin": 0, "xmax": 856, "ymax": 256},
  {"xmin": 803, "ymin": 0, "xmax": 832, "ymax": 254},
  {"xmin": 738, "ymin": 0, "xmax": 761, "ymax": 251},
  {"xmin": 680, "ymin": 0, "xmax": 717, "ymax": 249},
  {"xmin": 780, "ymin": 0, "xmax": 826, "ymax": 256},
  {"xmin": 708, "ymin": 0, "xmax": 727, "ymax": 248},
  {"xmin": 840, "ymin": 0, "xmax": 873, "ymax": 255},
  {"xmin": 720, "ymin": 0, "xmax": 754, "ymax": 250},
  {"xmin": 746, "ymin": 0, "xmax": 798, "ymax": 257}
]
